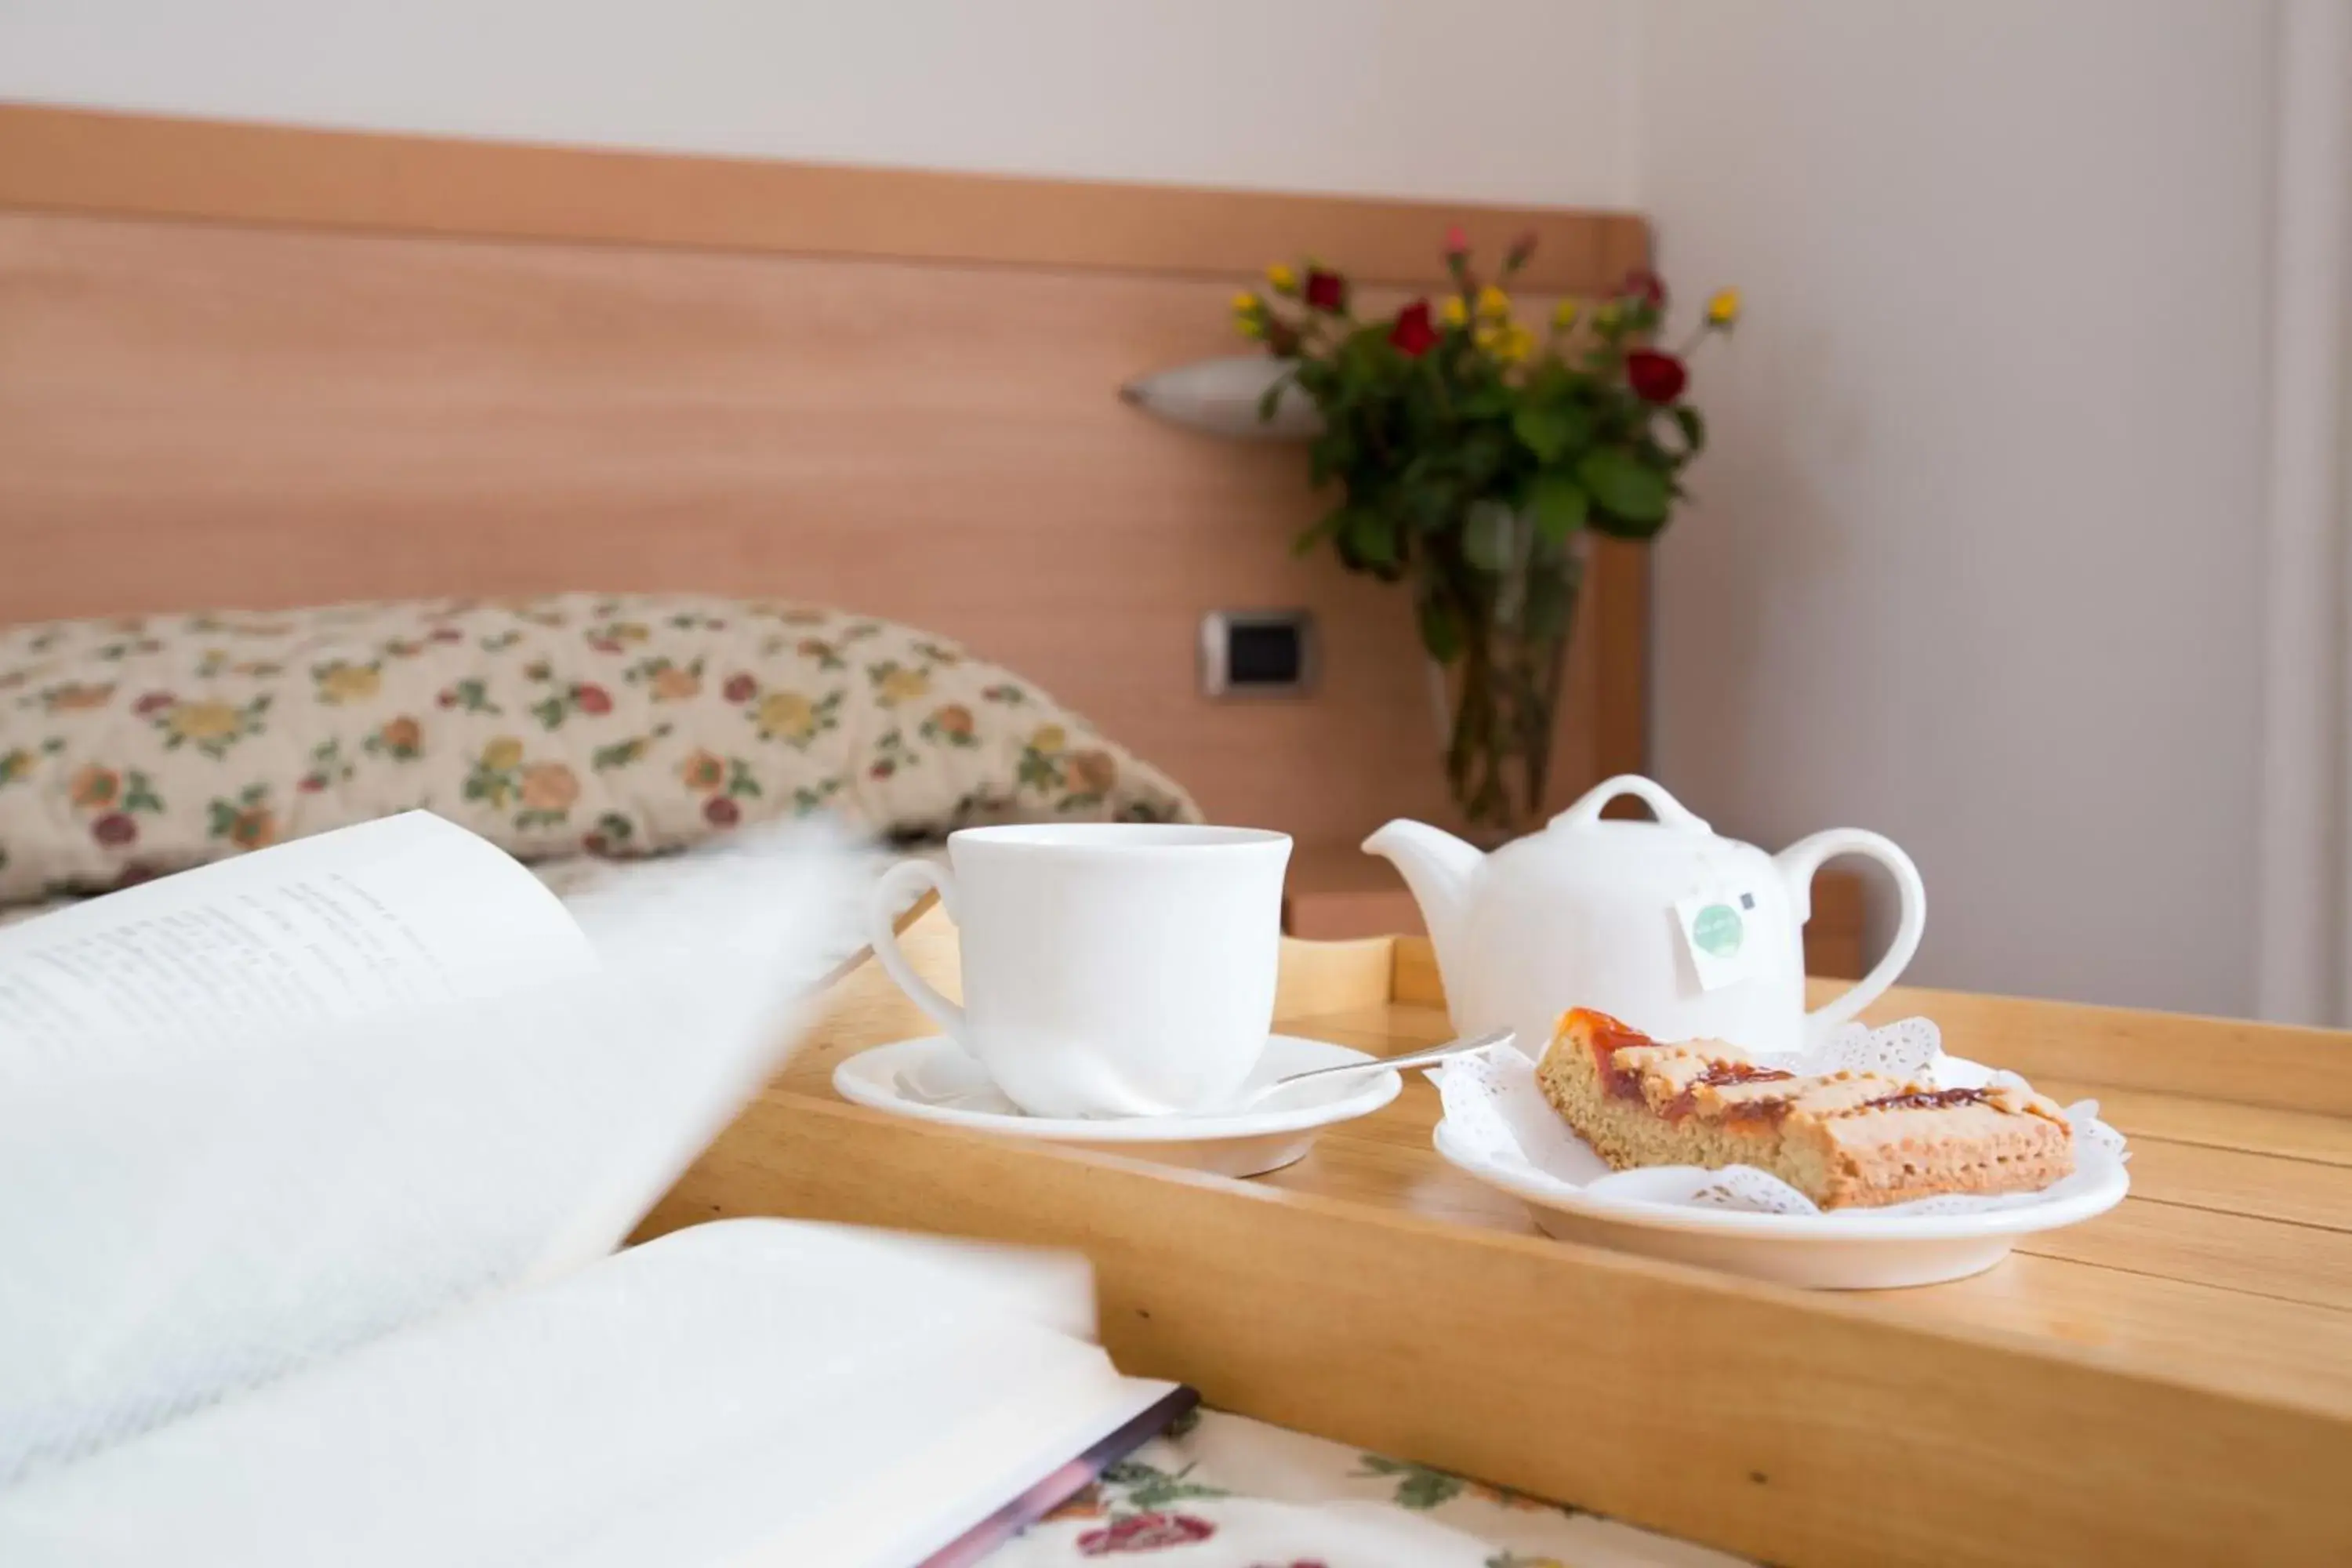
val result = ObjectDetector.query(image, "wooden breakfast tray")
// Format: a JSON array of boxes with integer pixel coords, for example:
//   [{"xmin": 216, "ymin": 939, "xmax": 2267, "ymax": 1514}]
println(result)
[{"xmin": 637, "ymin": 906, "xmax": 2352, "ymax": 1566}]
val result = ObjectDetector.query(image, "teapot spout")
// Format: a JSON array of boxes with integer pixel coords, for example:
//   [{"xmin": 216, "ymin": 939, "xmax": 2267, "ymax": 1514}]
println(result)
[{"xmin": 1361, "ymin": 819, "xmax": 1483, "ymax": 995}]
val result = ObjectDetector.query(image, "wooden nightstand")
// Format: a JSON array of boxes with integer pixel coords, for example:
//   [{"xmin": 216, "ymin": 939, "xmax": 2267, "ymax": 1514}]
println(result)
[{"xmin": 1283, "ymin": 843, "xmax": 1867, "ymax": 979}]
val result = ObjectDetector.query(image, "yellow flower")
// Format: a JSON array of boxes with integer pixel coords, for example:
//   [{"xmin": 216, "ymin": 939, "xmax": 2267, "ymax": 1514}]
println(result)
[
  {"xmin": 1707, "ymin": 286, "xmax": 1742, "ymax": 326},
  {"xmin": 1030, "ymin": 724, "xmax": 1068, "ymax": 755},
  {"xmin": 167, "ymin": 702, "xmax": 241, "ymax": 742},
  {"xmin": 757, "ymin": 691, "xmax": 816, "ymax": 742},
  {"xmin": 1496, "ymin": 324, "xmax": 1537, "ymax": 363},
  {"xmin": 1439, "ymin": 297, "xmax": 1468, "ymax": 328},
  {"xmin": 1232, "ymin": 291, "xmax": 1266, "ymax": 340},
  {"xmin": 1265, "ymin": 263, "xmax": 1298, "ymax": 294},
  {"xmin": 1593, "ymin": 300, "xmax": 1622, "ymax": 329},
  {"xmin": 1475, "ymin": 285, "xmax": 1512, "ymax": 319},
  {"xmin": 876, "ymin": 667, "xmax": 931, "ymax": 707},
  {"xmin": 481, "ymin": 735, "xmax": 524, "ymax": 771},
  {"xmin": 316, "ymin": 663, "xmax": 381, "ymax": 704},
  {"xmin": 1552, "ymin": 299, "xmax": 1580, "ymax": 330}
]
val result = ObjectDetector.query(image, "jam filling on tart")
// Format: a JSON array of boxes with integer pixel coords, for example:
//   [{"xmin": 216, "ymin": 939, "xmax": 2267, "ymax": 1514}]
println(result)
[
  {"xmin": 1573, "ymin": 1010, "xmax": 1798, "ymax": 1123},
  {"xmin": 1663, "ymin": 1062, "xmax": 1796, "ymax": 1123},
  {"xmin": 1859, "ymin": 1086, "xmax": 1993, "ymax": 1113},
  {"xmin": 1581, "ymin": 1011, "xmax": 1653, "ymax": 1103}
]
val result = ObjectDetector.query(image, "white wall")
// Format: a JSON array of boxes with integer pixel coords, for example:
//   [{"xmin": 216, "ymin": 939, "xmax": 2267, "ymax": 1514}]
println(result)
[
  {"xmin": 1639, "ymin": 1, "xmax": 2278, "ymax": 1014},
  {"xmin": 0, "ymin": 0, "xmax": 1640, "ymax": 207}
]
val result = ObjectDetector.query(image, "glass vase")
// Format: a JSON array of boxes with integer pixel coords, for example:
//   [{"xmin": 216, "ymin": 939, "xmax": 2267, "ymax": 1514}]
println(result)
[{"xmin": 1421, "ymin": 514, "xmax": 1586, "ymax": 844}]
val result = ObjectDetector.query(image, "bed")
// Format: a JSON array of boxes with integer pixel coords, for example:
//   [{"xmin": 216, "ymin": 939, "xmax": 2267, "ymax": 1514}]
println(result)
[{"xmin": 0, "ymin": 104, "xmax": 1711, "ymax": 1565}]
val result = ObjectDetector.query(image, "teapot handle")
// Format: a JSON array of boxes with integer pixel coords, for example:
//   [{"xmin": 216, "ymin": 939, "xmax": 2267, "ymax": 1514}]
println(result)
[
  {"xmin": 1773, "ymin": 829, "xmax": 1928, "ymax": 1041},
  {"xmin": 1552, "ymin": 774, "xmax": 1712, "ymax": 832}
]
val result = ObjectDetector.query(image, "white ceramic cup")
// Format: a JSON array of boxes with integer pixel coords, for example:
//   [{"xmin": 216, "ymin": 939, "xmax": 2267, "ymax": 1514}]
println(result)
[{"xmin": 865, "ymin": 823, "xmax": 1293, "ymax": 1119}]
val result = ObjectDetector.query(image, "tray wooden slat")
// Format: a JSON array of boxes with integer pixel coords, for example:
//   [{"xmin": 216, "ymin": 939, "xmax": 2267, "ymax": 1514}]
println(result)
[
  {"xmin": 2031, "ymin": 1077, "xmax": 2352, "ymax": 1167},
  {"xmin": 641, "ymin": 910, "xmax": 2352, "ymax": 1566}
]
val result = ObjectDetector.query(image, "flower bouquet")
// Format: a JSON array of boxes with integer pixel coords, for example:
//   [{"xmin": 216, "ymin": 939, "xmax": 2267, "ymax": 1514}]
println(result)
[{"xmin": 1236, "ymin": 233, "xmax": 1736, "ymax": 837}]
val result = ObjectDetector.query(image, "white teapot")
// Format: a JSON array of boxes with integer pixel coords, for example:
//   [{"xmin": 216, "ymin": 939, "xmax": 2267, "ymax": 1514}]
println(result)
[{"xmin": 1364, "ymin": 775, "xmax": 1925, "ymax": 1058}]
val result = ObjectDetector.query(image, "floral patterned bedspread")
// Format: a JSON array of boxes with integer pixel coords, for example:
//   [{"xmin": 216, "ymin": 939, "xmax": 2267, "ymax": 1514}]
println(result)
[{"xmin": 989, "ymin": 1407, "xmax": 1748, "ymax": 1568}]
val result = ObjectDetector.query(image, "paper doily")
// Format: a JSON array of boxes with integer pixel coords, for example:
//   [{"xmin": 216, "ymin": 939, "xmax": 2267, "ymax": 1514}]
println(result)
[{"xmin": 1432, "ymin": 1019, "xmax": 2129, "ymax": 1219}]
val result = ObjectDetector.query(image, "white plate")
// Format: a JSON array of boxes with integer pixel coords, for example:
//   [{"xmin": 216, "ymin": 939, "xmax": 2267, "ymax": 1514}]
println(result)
[
  {"xmin": 833, "ymin": 1034, "xmax": 1401, "ymax": 1178},
  {"xmin": 1431, "ymin": 1119, "xmax": 2131, "ymax": 1289}
]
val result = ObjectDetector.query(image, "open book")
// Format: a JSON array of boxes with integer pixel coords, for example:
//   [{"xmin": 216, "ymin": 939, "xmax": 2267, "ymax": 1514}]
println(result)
[{"xmin": 0, "ymin": 814, "xmax": 1185, "ymax": 1566}]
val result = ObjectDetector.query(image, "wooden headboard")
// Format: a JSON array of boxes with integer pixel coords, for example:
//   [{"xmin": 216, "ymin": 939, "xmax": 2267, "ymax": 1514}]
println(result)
[{"xmin": 0, "ymin": 104, "xmax": 1648, "ymax": 842}]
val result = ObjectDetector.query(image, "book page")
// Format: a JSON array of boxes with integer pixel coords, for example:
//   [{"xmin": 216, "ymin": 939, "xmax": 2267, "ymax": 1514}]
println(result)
[
  {"xmin": 0, "ymin": 812, "xmax": 595, "ymax": 1075},
  {"xmin": 0, "ymin": 1221, "xmax": 1178, "ymax": 1568},
  {"xmin": 0, "ymin": 824, "xmax": 863, "ymax": 1486}
]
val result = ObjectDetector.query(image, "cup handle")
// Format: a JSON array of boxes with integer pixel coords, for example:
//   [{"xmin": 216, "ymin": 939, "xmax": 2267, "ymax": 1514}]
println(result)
[
  {"xmin": 1773, "ymin": 828, "xmax": 1928, "ymax": 1042},
  {"xmin": 864, "ymin": 855, "xmax": 1181, "ymax": 1119},
  {"xmin": 866, "ymin": 858, "xmax": 968, "ymax": 1044}
]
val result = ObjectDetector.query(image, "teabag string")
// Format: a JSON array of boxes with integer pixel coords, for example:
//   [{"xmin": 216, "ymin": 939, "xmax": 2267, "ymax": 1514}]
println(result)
[{"xmin": 1432, "ymin": 1019, "xmax": 2129, "ymax": 1218}]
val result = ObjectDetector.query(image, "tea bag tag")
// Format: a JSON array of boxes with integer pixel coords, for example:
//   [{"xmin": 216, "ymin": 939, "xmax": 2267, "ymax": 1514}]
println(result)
[{"xmin": 1674, "ymin": 887, "xmax": 1771, "ymax": 991}]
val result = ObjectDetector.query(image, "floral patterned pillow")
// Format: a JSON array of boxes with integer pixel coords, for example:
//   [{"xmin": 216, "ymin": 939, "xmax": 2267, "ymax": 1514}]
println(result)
[{"xmin": 0, "ymin": 594, "xmax": 1199, "ymax": 906}]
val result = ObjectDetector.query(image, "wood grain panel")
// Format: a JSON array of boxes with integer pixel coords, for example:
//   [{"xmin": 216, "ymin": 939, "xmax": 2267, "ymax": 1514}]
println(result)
[
  {"xmin": 0, "ymin": 103, "xmax": 1644, "ymax": 292},
  {"xmin": 0, "ymin": 207, "xmax": 1647, "ymax": 837}
]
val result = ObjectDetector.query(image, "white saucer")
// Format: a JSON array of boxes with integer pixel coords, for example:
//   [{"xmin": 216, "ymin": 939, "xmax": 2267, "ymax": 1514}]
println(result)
[
  {"xmin": 1430, "ymin": 1120, "xmax": 2131, "ymax": 1290},
  {"xmin": 833, "ymin": 1034, "xmax": 1401, "ymax": 1178}
]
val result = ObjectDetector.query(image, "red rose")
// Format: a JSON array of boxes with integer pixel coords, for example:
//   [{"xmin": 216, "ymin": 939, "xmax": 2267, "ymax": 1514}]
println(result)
[
  {"xmin": 1623, "ymin": 268, "xmax": 1667, "ymax": 308},
  {"xmin": 573, "ymin": 684, "xmax": 613, "ymax": 715},
  {"xmin": 1625, "ymin": 348, "xmax": 1688, "ymax": 404},
  {"xmin": 1388, "ymin": 299, "xmax": 1439, "ymax": 358},
  {"xmin": 583, "ymin": 833, "xmax": 609, "ymax": 855},
  {"xmin": 1443, "ymin": 224, "xmax": 1469, "ymax": 256},
  {"xmin": 1075, "ymin": 1512, "xmax": 1216, "ymax": 1555},
  {"xmin": 587, "ymin": 636, "xmax": 622, "ymax": 655},
  {"xmin": 429, "ymin": 626, "xmax": 464, "ymax": 643},
  {"xmin": 92, "ymin": 811, "xmax": 137, "ymax": 847},
  {"xmin": 722, "ymin": 673, "xmax": 758, "ymax": 703},
  {"xmin": 702, "ymin": 795, "xmax": 741, "ymax": 828},
  {"xmin": 132, "ymin": 691, "xmax": 176, "ymax": 716},
  {"xmin": 297, "ymin": 775, "xmax": 325, "ymax": 793},
  {"xmin": 1303, "ymin": 268, "xmax": 1348, "ymax": 313}
]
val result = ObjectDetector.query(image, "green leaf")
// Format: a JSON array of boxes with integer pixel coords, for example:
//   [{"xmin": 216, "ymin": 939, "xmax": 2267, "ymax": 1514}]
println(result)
[
  {"xmin": 1417, "ymin": 594, "xmax": 1464, "ymax": 664},
  {"xmin": 1291, "ymin": 504, "xmax": 1349, "ymax": 557},
  {"xmin": 1671, "ymin": 405, "xmax": 1706, "ymax": 453},
  {"xmin": 1461, "ymin": 499, "xmax": 1517, "ymax": 572},
  {"xmin": 1511, "ymin": 402, "xmax": 1591, "ymax": 463},
  {"xmin": 1576, "ymin": 447, "xmax": 1671, "ymax": 522},
  {"xmin": 1342, "ymin": 509, "xmax": 1398, "ymax": 566},
  {"xmin": 1526, "ymin": 474, "xmax": 1589, "ymax": 546},
  {"xmin": 1457, "ymin": 385, "xmax": 1514, "ymax": 419}
]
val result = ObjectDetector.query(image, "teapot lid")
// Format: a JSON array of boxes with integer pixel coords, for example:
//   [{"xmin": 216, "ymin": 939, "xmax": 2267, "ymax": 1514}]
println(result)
[{"xmin": 1548, "ymin": 775, "xmax": 1712, "ymax": 834}]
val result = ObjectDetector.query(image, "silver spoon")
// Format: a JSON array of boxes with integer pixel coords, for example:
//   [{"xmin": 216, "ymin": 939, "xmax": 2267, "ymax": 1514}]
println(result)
[
  {"xmin": 1233, "ymin": 1026, "xmax": 1514, "ymax": 1112},
  {"xmin": 895, "ymin": 1027, "xmax": 1513, "ymax": 1117}
]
